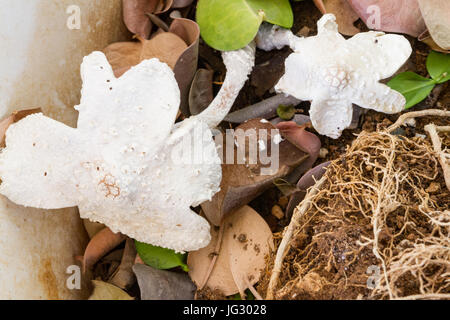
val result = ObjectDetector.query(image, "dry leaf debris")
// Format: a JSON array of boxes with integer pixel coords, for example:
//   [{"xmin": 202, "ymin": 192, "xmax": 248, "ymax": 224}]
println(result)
[{"xmin": 188, "ymin": 206, "xmax": 274, "ymax": 298}]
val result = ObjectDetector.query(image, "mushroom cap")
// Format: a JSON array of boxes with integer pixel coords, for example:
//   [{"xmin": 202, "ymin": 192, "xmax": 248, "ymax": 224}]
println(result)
[
  {"xmin": 273, "ymin": 14, "xmax": 412, "ymax": 138},
  {"xmin": 0, "ymin": 52, "xmax": 222, "ymax": 252}
]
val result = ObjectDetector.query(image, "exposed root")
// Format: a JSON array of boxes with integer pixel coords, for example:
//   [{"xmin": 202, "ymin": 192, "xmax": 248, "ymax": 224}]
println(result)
[
  {"xmin": 387, "ymin": 109, "xmax": 450, "ymax": 133},
  {"xmin": 244, "ymin": 277, "xmax": 264, "ymax": 300},
  {"xmin": 266, "ymin": 176, "xmax": 326, "ymax": 299},
  {"xmin": 199, "ymin": 222, "xmax": 225, "ymax": 290},
  {"xmin": 267, "ymin": 126, "xmax": 449, "ymax": 300},
  {"xmin": 424, "ymin": 124, "xmax": 450, "ymax": 191}
]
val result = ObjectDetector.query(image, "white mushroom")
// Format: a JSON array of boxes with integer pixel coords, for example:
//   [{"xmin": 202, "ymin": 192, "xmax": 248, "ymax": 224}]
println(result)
[
  {"xmin": 0, "ymin": 45, "xmax": 255, "ymax": 252},
  {"xmin": 256, "ymin": 14, "xmax": 412, "ymax": 139}
]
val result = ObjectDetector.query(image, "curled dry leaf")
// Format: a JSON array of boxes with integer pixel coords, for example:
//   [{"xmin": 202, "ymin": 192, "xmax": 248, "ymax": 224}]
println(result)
[
  {"xmin": 315, "ymin": 0, "xmax": 360, "ymax": 35},
  {"xmin": 83, "ymin": 219, "xmax": 105, "ymax": 239},
  {"xmin": 201, "ymin": 119, "xmax": 309, "ymax": 226},
  {"xmin": 418, "ymin": 0, "xmax": 450, "ymax": 50},
  {"xmin": 276, "ymin": 121, "xmax": 322, "ymax": 184},
  {"xmin": 189, "ymin": 69, "xmax": 214, "ymax": 116},
  {"xmin": 276, "ymin": 122, "xmax": 321, "ymax": 174},
  {"xmin": 347, "ymin": 0, "xmax": 426, "ymax": 37},
  {"xmin": 169, "ymin": 18, "xmax": 201, "ymax": 116},
  {"xmin": 109, "ymin": 238, "xmax": 138, "ymax": 289},
  {"xmin": 89, "ymin": 280, "xmax": 134, "ymax": 300},
  {"xmin": 419, "ymin": 31, "xmax": 450, "ymax": 54},
  {"xmin": 172, "ymin": 0, "xmax": 194, "ymax": 8},
  {"xmin": 286, "ymin": 161, "xmax": 331, "ymax": 218},
  {"xmin": 188, "ymin": 206, "xmax": 274, "ymax": 297},
  {"xmin": 83, "ymin": 227, "xmax": 126, "ymax": 272},
  {"xmin": 133, "ymin": 263, "xmax": 196, "ymax": 300},
  {"xmin": 123, "ymin": 0, "xmax": 173, "ymax": 39},
  {"xmin": 104, "ymin": 33, "xmax": 187, "ymax": 77}
]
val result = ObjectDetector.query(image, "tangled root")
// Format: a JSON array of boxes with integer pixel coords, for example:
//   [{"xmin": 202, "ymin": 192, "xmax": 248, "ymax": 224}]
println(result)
[{"xmin": 267, "ymin": 128, "xmax": 449, "ymax": 300}]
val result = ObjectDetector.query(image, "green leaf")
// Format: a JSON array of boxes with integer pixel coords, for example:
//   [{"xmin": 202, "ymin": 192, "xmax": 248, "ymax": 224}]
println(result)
[
  {"xmin": 135, "ymin": 241, "xmax": 189, "ymax": 272},
  {"xmin": 196, "ymin": 0, "xmax": 293, "ymax": 51},
  {"xmin": 426, "ymin": 51, "xmax": 450, "ymax": 84},
  {"xmin": 276, "ymin": 104, "xmax": 296, "ymax": 120},
  {"xmin": 387, "ymin": 72, "xmax": 436, "ymax": 109}
]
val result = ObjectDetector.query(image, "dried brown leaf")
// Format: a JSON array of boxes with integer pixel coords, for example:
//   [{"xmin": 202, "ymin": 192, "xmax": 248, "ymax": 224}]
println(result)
[
  {"xmin": 419, "ymin": 31, "xmax": 450, "ymax": 53},
  {"xmin": 188, "ymin": 206, "xmax": 273, "ymax": 297},
  {"xmin": 276, "ymin": 121, "xmax": 321, "ymax": 176},
  {"xmin": 286, "ymin": 161, "xmax": 331, "ymax": 218},
  {"xmin": 189, "ymin": 69, "xmax": 214, "ymax": 115},
  {"xmin": 418, "ymin": 0, "xmax": 450, "ymax": 50},
  {"xmin": 172, "ymin": 0, "xmax": 194, "ymax": 8},
  {"xmin": 133, "ymin": 264, "xmax": 196, "ymax": 300},
  {"xmin": 320, "ymin": 0, "xmax": 360, "ymax": 36},
  {"xmin": 123, "ymin": 0, "xmax": 173, "ymax": 39},
  {"xmin": 104, "ymin": 32, "xmax": 187, "ymax": 77},
  {"xmin": 169, "ymin": 18, "xmax": 200, "ymax": 116},
  {"xmin": 347, "ymin": 0, "xmax": 426, "ymax": 37},
  {"xmin": 83, "ymin": 219, "xmax": 105, "ymax": 239},
  {"xmin": 83, "ymin": 227, "xmax": 126, "ymax": 272},
  {"xmin": 225, "ymin": 206, "xmax": 274, "ymax": 298},
  {"xmin": 89, "ymin": 280, "xmax": 134, "ymax": 300},
  {"xmin": 187, "ymin": 224, "xmax": 234, "ymax": 292},
  {"xmin": 109, "ymin": 238, "xmax": 137, "ymax": 289}
]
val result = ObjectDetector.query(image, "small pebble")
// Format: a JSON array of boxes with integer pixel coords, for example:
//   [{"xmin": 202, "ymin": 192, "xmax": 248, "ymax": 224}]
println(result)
[
  {"xmin": 297, "ymin": 26, "xmax": 310, "ymax": 37},
  {"xmin": 278, "ymin": 196, "xmax": 289, "ymax": 209},
  {"xmin": 271, "ymin": 205, "xmax": 284, "ymax": 220},
  {"xmin": 319, "ymin": 148, "xmax": 329, "ymax": 159},
  {"xmin": 426, "ymin": 182, "xmax": 440, "ymax": 193}
]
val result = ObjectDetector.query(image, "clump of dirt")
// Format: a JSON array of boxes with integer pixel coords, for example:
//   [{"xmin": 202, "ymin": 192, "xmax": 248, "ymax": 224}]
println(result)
[
  {"xmin": 196, "ymin": 287, "xmax": 227, "ymax": 300},
  {"xmin": 265, "ymin": 130, "xmax": 449, "ymax": 300}
]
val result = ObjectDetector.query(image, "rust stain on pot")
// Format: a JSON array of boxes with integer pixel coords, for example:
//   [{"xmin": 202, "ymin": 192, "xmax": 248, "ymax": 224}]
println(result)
[{"xmin": 38, "ymin": 258, "xmax": 59, "ymax": 300}]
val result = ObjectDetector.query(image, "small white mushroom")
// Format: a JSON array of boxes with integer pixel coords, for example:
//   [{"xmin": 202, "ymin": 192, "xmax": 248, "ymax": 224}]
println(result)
[
  {"xmin": 0, "ymin": 45, "xmax": 255, "ymax": 252},
  {"xmin": 256, "ymin": 14, "xmax": 412, "ymax": 139}
]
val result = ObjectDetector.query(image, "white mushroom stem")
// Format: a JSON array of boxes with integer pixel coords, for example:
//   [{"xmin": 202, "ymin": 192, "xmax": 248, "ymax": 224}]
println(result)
[
  {"xmin": 194, "ymin": 43, "xmax": 256, "ymax": 128},
  {"xmin": 424, "ymin": 123, "xmax": 450, "ymax": 191},
  {"xmin": 255, "ymin": 23, "xmax": 299, "ymax": 51}
]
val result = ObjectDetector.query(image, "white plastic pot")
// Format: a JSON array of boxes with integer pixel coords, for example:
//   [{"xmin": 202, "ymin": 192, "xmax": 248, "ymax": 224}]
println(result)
[{"xmin": 0, "ymin": 0, "xmax": 128, "ymax": 299}]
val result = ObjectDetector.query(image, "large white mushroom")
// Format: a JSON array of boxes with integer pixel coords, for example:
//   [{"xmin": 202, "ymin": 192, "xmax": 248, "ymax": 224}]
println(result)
[
  {"xmin": 256, "ymin": 14, "xmax": 412, "ymax": 139},
  {"xmin": 0, "ymin": 44, "xmax": 255, "ymax": 253},
  {"xmin": 0, "ymin": 0, "xmax": 129, "ymax": 299}
]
